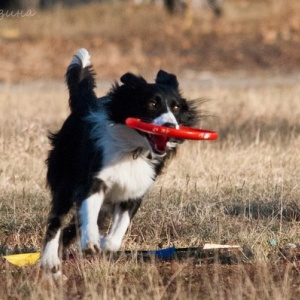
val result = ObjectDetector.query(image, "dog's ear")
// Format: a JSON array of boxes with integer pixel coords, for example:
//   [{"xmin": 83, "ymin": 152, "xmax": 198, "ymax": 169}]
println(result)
[
  {"xmin": 120, "ymin": 73, "xmax": 147, "ymax": 88},
  {"xmin": 155, "ymin": 70, "xmax": 179, "ymax": 88}
]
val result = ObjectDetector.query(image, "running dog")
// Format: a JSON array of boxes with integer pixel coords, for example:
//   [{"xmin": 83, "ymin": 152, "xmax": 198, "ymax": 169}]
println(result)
[{"xmin": 40, "ymin": 48, "xmax": 197, "ymax": 275}]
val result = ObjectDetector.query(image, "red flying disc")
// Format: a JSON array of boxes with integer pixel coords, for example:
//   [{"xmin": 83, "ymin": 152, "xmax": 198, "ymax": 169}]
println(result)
[{"xmin": 125, "ymin": 118, "xmax": 218, "ymax": 141}]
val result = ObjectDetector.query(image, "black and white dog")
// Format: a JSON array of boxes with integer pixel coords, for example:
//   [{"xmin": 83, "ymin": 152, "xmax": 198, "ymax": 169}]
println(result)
[{"xmin": 40, "ymin": 48, "xmax": 197, "ymax": 274}]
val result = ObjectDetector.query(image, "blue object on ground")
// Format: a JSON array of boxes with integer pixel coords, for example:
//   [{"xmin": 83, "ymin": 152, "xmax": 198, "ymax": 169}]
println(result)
[{"xmin": 152, "ymin": 246, "xmax": 176, "ymax": 259}]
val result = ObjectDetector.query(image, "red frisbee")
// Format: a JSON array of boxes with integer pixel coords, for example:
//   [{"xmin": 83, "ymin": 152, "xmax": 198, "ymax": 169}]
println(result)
[{"xmin": 125, "ymin": 118, "xmax": 218, "ymax": 141}]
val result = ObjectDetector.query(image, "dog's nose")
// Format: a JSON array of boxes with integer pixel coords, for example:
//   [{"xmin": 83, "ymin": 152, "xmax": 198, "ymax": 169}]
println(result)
[{"xmin": 162, "ymin": 122, "xmax": 176, "ymax": 128}]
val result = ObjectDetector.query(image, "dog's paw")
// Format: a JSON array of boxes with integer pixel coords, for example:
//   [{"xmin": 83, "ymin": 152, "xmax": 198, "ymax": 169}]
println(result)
[
  {"xmin": 99, "ymin": 236, "xmax": 122, "ymax": 252},
  {"xmin": 81, "ymin": 229, "xmax": 101, "ymax": 255},
  {"xmin": 40, "ymin": 251, "xmax": 61, "ymax": 274},
  {"xmin": 83, "ymin": 242, "xmax": 101, "ymax": 256}
]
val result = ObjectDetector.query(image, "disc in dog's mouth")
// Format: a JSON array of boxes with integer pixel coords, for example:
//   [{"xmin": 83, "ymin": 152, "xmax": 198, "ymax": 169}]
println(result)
[{"xmin": 146, "ymin": 134, "xmax": 169, "ymax": 155}]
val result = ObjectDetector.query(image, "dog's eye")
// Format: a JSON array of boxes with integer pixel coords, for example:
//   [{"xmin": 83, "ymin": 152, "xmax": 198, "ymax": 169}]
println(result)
[
  {"xmin": 172, "ymin": 104, "xmax": 181, "ymax": 113},
  {"xmin": 148, "ymin": 96, "xmax": 162, "ymax": 110},
  {"xmin": 148, "ymin": 100, "xmax": 157, "ymax": 109}
]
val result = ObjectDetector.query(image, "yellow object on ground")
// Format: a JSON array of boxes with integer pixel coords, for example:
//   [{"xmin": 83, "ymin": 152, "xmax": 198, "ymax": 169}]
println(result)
[{"xmin": 3, "ymin": 253, "xmax": 40, "ymax": 266}]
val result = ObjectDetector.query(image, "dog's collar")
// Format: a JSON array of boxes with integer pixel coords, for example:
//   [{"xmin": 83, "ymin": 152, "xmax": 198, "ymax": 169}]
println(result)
[
  {"xmin": 132, "ymin": 147, "xmax": 143, "ymax": 159},
  {"xmin": 132, "ymin": 147, "xmax": 166, "ymax": 160}
]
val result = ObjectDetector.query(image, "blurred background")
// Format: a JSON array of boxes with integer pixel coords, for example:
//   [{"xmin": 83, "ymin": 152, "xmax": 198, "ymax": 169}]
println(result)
[{"xmin": 0, "ymin": 0, "xmax": 299, "ymax": 83}]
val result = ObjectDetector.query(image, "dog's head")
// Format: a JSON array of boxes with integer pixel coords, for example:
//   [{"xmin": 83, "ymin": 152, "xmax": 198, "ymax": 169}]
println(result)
[{"xmin": 108, "ymin": 70, "xmax": 197, "ymax": 155}]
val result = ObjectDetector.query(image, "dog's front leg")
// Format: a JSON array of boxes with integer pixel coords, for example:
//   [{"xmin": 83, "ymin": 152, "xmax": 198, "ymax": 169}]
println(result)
[
  {"xmin": 100, "ymin": 198, "xmax": 142, "ymax": 251},
  {"xmin": 80, "ymin": 178, "xmax": 106, "ymax": 255}
]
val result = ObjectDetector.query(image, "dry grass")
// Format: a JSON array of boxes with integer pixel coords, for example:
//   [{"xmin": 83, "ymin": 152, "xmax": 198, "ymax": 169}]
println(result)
[
  {"xmin": 1, "ymin": 0, "xmax": 300, "ymax": 298},
  {"xmin": 0, "ymin": 78, "xmax": 300, "ymax": 299}
]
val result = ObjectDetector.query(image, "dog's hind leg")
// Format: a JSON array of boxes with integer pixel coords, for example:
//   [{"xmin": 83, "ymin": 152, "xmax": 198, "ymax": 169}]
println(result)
[
  {"xmin": 100, "ymin": 198, "xmax": 142, "ymax": 252},
  {"xmin": 40, "ymin": 192, "xmax": 73, "ymax": 274},
  {"xmin": 80, "ymin": 178, "xmax": 106, "ymax": 255}
]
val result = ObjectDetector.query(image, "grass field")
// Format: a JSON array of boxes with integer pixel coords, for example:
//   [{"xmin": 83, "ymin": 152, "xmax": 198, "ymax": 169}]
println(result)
[
  {"xmin": 0, "ymin": 0, "xmax": 300, "ymax": 299},
  {"xmin": 0, "ymin": 78, "xmax": 299, "ymax": 299}
]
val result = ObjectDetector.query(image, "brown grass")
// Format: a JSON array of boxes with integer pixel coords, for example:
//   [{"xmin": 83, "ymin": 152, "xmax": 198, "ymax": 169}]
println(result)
[
  {"xmin": 1, "ymin": 78, "xmax": 300, "ymax": 299},
  {"xmin": 0, "ymin": 1, "xmax": 300, "ymax": 299}
]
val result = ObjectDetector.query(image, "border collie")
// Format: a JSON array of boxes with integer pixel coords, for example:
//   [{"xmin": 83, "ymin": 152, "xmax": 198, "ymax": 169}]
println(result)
[{"xmin": 40, "ymin": 48, "xmax": 197, "ymax": 274}]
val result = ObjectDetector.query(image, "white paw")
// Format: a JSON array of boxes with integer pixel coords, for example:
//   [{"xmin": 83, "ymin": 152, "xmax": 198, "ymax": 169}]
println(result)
[
  {"xmin": 81, "ymin": 229, "xmax": 100, "ymax": 254},
  {"xmin": 71, "ymin": 48, "xmax": 91, "ymax": 68},
  {"xmin": 82, "ymin": 242, "xmax": 101, "ymax": 255},
  {"xmin": 99, "ymin": 235, "xmax": 122, "ymax": 252},
  {"xmin": 40, "ymin": 249, "xmax": 61, "ymax": 273}
]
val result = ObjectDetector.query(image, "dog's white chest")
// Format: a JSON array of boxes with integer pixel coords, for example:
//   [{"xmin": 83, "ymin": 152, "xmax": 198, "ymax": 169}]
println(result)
[{"xmin": 98, "ymin": 155, "xmax": 155, "ymax": 202}]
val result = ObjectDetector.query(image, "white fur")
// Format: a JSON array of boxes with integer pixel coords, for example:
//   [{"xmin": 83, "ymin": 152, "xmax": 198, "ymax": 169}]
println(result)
[
  {"xmin": 98, "ymin": 154, "xmax": 155, "ymax": 202},
  {"xmin": 87, "ymin": 110, "xmax": 159, "ymax": 165},
  {"xmin": 100, "ymin": 207, "xmax": 130, "ymax": 251},
  {"xmin": 80, "ymin": 191, "xmax": 105, "ymax": 250},
  {"xmin": 103, "ymin": 124, "xmax": 151, "ymax": 165},
  {"xmin": 40, "ymin": 229, "xmax": 61, "ymax": 271},
  {"xmin": 70, "ymin": 48, "xmax": 91, "ymax": 68},
  {"xmin": 154, "ymin": 111, "xmax": 179, "ymax": 128},
  {"xmin": 80, "ymin": 150, "xmax": 155, "ymax": 253}
]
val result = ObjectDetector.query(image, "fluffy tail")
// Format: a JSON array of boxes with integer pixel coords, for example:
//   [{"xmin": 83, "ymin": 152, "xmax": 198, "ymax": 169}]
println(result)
[{"xmin": 65, "ymin": 48, "xmax": 97, "ymax": 112}]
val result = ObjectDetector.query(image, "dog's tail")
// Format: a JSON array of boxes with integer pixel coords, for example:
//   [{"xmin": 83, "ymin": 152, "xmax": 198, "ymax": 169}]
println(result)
[{"xmin": 66, "ymin": 48, "xmax": 97, "ymax": 112}]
